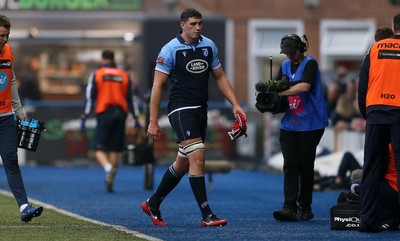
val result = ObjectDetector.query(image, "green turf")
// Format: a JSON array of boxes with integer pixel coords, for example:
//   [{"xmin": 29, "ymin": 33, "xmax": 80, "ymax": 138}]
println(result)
[{"xmin": 0, "ymin": 192, "xmax": 153, "ymax": 241}]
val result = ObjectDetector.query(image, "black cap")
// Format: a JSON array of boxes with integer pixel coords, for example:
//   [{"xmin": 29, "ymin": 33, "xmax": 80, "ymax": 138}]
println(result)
[{"xmin": 280, "ymin": 34, "xmax": 301, "ymax": 54}]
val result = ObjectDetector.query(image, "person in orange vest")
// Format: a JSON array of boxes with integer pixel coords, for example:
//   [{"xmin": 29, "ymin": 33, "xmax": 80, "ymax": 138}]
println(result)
[
  {"xmin": 0, "ymin": 14, "xmax": 43, "ymax": 222},
  {"xmin": 350, "ymin": 144, "xmax": 400, "ymax": 230},
  {"xmin": 378, "ymin": 144, "xmax": 400, "ymax": 230},
  {"xmin": 83, "ymin": 50, "xmax": 139, "ymax": 193},
  {"xmin": 357, "ymin": 13, "xmax": 400, "ymax": 232}
]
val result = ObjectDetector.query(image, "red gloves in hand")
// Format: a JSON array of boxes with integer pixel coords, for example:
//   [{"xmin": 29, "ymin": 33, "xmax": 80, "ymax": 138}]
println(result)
[{"xmin": 227, "ymin": 113, "xmax": 247, "ymax": 141}]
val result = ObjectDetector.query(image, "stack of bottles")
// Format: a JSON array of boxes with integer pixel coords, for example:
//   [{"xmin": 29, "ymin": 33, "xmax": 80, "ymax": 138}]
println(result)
[{"xmin": 16, "ymin": 117, "xmax": 46, "ymax": 152}]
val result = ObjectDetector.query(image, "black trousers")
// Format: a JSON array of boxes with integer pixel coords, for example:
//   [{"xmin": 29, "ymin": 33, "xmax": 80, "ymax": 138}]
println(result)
[
  {"xmin": 0, "ymin": 115, "xmax": 28, "ymax": 207},
  {"xmin": 279, "ymin": 128, "xmax": 325, "ymax": 211},
  {"xmin": 360, "ymin": 123, "xmax": 400, "ymax": 228},
  {"xmin": 377, "ymin": 180, "xmax": 400, "ymax": 225},
  {"xmin": 316, "ymin": 151, "xmax": 361, "ymax": 190},
  {"xmin": 337, "ymin": 152, "xmax": 362, "ymax": 180}
]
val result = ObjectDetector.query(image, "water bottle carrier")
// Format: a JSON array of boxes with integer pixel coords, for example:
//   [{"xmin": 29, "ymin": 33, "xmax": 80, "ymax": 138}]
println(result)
[{"xmin": 17, "ymin": 118, "xmax": 46, "ymax": 152}]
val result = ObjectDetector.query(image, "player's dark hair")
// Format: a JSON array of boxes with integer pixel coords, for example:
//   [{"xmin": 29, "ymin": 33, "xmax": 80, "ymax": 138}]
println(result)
[
  {"xmin": 0, "ymin": 15, "xmax": 11, "ymax": 30},
  {"xmin": 102, "ymin": 50, "xmax": 114, "ymax": 61},
  {"xmin": 180, "ymin": 8, "xmax": 202, "ymax": 22},
  {"xmin": 374, "ymin": 27, "xmax": 393, "ymax": 41},
  {"xmin": 393, "ymin": 13, "xmax": 400, "ymax": 31}
]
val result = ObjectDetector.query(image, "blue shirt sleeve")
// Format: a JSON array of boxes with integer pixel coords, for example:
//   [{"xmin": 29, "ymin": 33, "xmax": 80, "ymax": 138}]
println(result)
[
  {"xmin": 155, "ymin": 44, "xmax": 175, "ymax": 75},
  {"xmin": 210, "ymin": 40, "xmax": 221, "ymax": 69}
]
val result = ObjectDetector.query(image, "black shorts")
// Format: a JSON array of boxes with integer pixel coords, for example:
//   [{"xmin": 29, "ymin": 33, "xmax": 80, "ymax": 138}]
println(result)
[
  {"xmin": 168, "ymin": 106, "xmax": 207, "ymax": 143},
  {"xmin": 93, "ymin": 106, "xmax": 127, "ymax": 152}
]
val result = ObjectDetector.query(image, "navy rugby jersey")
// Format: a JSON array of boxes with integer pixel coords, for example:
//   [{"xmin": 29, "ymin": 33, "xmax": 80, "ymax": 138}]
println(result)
[{"xmin": 155, "ymin": 33, "xmax": 221, "ymax": 112}]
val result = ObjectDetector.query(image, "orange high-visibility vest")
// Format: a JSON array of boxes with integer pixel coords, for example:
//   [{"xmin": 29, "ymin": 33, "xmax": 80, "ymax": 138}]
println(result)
[
  {"xmin": 0, "ymin": 44, "xmax": 14, "ymax": 113},
  {"xmin": 366, "ymin": 39, "xmax": 400, "ymax": 108},
  {"xmin": 94, "ymin": 67, "xmax": 130, "ymax": 114}
]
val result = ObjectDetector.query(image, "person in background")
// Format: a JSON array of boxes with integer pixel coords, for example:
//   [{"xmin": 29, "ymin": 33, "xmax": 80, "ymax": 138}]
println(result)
[
  {"xmin": 374, "ymin": 26, "xmax": 393, "ymax": 42},
  {"xmin": 0, "ymin": 14, "xmax": 43, "ymax": 222},
  {"xmin": 313, "ymin": 151, "xmax": 362, "ymax": 191},
  {"xmin": 330, "ymin": 78, "xmax": 357, "ymax": 131},
  {"xmin": 325, "ymin": 81, "xmax": 342, "ymax": 119},
  {"xmin": 83, "ymin": 50, "xmax": 139, "ymax": 193},
  {"xmin": 142, "ymin": 8, "xmax": 246, "ymax": 227},
  {"xmin": 333, "ymin": 65, "xmax": 349, "ymax": 94},
  {"xmin": 350, "ymin": 144, "xmax": 400, "ymax": 230},
  {"xmin": 345, "ymin": 25, "xmax": 392, "ymax": 133},
  {"xmin": 357, "ymin": 13, "xmax": 400, "ymax": 232},
  {"xmin": 377, "ymin": 144, "xmax": 400, "ymax": 230},
  {"xmin": 326, "ymin": 25, "xmax": 393, "ymax": 214},
  {"xmin": 272, "ymin": 33, "xmax": 328, "ymax": 222},
  {"xmin": 18, "ymin": 56, "xmax": 42, "ymax": 103}
]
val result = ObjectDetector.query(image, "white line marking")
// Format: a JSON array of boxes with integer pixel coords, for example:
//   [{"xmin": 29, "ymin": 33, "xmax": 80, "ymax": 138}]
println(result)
[{"xmin": 0, "ymin": 189, "xmax": 163, "ymax": 241}]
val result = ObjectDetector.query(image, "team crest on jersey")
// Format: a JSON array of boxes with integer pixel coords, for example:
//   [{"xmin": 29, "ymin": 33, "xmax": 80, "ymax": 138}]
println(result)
[
  {"xmin": 182, "ymin": 51, "xmax": 187, "ymax": 57},
  {"xmin": 157, "ymin": 57, "xmax": 164, "ymax": 64},
  {"xmin": 202, "ymin": 48, "xmax": 208, "ymax": 57}
]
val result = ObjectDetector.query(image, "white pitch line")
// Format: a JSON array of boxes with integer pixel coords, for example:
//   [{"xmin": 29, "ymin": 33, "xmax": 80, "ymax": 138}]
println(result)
[{"xmin": 0, "ymin": 189, "xmax": 163, "ymax": 241}]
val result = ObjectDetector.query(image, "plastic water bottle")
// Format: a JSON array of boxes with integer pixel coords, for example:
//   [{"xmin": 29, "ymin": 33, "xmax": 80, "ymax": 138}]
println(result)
[
  {"xmin": 18, "ymin": 119, "xmax": 30, "ymax": 148},
  {"xmin": 27, "ymin": 119, "xmax": 39, "ymax": 150}
]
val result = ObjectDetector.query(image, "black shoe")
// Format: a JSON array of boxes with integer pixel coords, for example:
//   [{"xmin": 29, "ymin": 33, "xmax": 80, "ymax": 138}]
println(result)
[
  {"xmin": 20, "ymin": 205, "xmax": 43, "ymax": 222},
  {"xmin": 297, "ymin": 209, "xmax": 314, "ymax": 221},
  {"xmin": 381, "ymin": 222, "xmax": 400, "ymax": 231},
  {"xmin": 273, "ymin": 207, "xmax": 298, "ymax": 221},
  {"xmin": 359, "ymin": 223, "xmax": 382, "ymax": 233},
  {"xmin": 200, "ymin": 214, "xmax": 228, "ymax": 227}
]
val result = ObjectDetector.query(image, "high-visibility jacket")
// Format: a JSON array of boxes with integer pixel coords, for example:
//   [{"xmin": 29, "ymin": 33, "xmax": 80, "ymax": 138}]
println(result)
[
  {"xmin": 0, "ymin": 44, "xmax": 14, "ymax": 113},
  {"xmin": 367, "ymin": 38, "xmax": 400, "ymax": 108},
  {"xmin": 94, "ymin": 66, "xmax": 130, "ymax": 114}
]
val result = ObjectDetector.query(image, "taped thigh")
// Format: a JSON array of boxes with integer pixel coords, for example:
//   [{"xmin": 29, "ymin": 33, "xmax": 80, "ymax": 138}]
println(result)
[
  {"xmin": 183, "ymin": 141, "xmax": 205, "ymax": 156},
  {"xmin": 178, "ymin": 144, "xmax": 187, "ymax": 158}
]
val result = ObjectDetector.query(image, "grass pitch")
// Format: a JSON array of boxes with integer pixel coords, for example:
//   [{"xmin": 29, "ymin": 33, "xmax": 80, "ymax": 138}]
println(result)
[{"xmin": 0, "ymin": 191, "xmax": 157, "ymax": 241}]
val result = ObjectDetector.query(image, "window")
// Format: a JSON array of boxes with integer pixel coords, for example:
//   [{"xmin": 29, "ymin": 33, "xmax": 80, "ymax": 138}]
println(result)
[{"xmin": 319, "ymin": 19, "xmax": 376, "ymax": 71}]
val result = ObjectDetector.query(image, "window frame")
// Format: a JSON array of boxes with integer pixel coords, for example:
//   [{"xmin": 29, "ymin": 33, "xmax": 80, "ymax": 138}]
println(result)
[{"xmin": 319, "ymin": 19, "xmax": 376, "ymax": 71}]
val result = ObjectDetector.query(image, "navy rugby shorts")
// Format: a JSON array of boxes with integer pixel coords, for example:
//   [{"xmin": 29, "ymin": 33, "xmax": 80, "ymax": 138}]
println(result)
[
  {"xmin": 93, "ymin": 105, "xmax": 127, "ymax": 152},
  {"xmin": 168, "ymin": 106, "xmax": 207, "ymax": 142}
]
